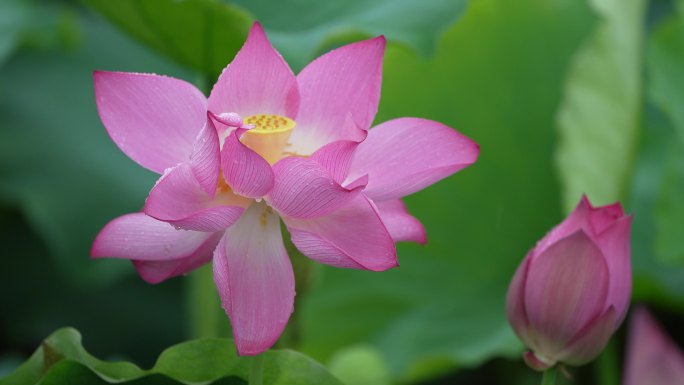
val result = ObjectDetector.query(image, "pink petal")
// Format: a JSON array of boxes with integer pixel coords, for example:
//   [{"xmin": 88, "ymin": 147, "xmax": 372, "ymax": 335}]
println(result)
[
  {"xmin": 284, "ymin": 195, "xmax": 397, "ymax": 271},
  {"xmin": 92, "ymin": 213, "xmax": 215, "ymax": 261},
  {"xmin": 558, "ymin": 307, "xmax": 616, "ymax": 366},
  {"xmin": 91, "ymin": 213, "xmax": 220, "ymax": 283},
  {"xmin": 211, "ymin": 112, "xmax": 244, "ymax": 128},
  {"xmin": 212, "ymin": 203, "xmax": 295, "ymax": 355},
  {"xmin": 530, "ymin": 195, "xmax": 592, "ymax": 261},
  {"xmin": 506, "ymin": 257, "xmax": 533, "ymax": 348},
  {"xmin": 345, "ymin": 118, "xmax": 480, "ymax": 201},
  {"xmin": 623, "ymin": 307, "xmax": 684, "ymax": 385},
  {"xmin": 534, "ymin": 196, "xmax": 626, "ymax": 261},
  {"xmin": 596, "ymin": 215, "xmax": 632, "ymax": 324},
  {"xmin": 310, "ymin": 134, "xmax": 366, "ymax": 184},
  {"xmin": 523, "ymin": 351, "xmax": 554, "ymax": 371},
  {"xmin": 144, "ymin": 162, "xmax": 248, "ymax": 232},
  {"xmin": 524, "ymin": 231, "xmax": 609, "ymax": 356},
  {"xmin": 208, "ymin": 22, "xmax": 298, "ymax": 118},
  {"xmin": 374, "ymin": 199, "xmax": 426, "ymax": 244},
  {"xmin": 288, "ymin": 110, "xmax": 366, "ymax": 158},
  {"xmin": 345, "ymin": 174, "xmax": 369, "ymax": 190},
  {"xmin": 132, "ymin": 237, "xmax": 220, "ymax": 284},
  {"xmin": 220, "ymin": 126, "xmax": 275, "ymax": 198},
  {"xmin": 538, "ymin": 197, "xmax": 631, "ymax": 322},
  {"xmin": 94, "ymin": 71, "xmax": 207, "ymax": 173},
  {"xmin": 589, "ymin": 201, "xmax": 625, "ymax": 234},
  {"xmin": 268, "ymin": 156, "xmax": 365, "ymax": 219},
  {"xmin": 289, "ymin": 37, "xmax": 385, "ymax": 153},
  {"xmin": 190, "ymin": 119, "xmax": 221, "ymax": 196}
]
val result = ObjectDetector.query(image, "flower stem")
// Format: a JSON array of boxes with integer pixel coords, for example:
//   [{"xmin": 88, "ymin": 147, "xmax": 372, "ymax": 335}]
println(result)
[
  {"xmin": 595, "ymin": 339, "xmax": 619, "ymax": 385},
  {"xmin": 541, "ymin": 366, "xmax": 558, "ymax": 385},
  {"xmin": 249, "ymin": 354, "xmax": 264, "ymax": 385},
  {"xmin": 186, "ymin": 264, "xmax": 226, "ymax": 338},
  {"xmin": 276, "ymin": 228, "xmax": 316, "ymax": 349}
]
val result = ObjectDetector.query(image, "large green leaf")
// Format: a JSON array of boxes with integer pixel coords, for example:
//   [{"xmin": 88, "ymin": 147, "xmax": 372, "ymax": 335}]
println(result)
[
  {"xmin": 81, "ymin": 0, "xmax": 252, "ymax": 78},
  {"xmin": 628, "ymin": 106, "xmax": 684, "ymax": 308},
  {"xmin": 0, "ymin": 328, "xmax": 342, "ymax": 385},
  {"xmin": 554, "ymin": 0, "xmax": 646, "ymax": 212},
  {"xmin": 229, "ymin": 0, "xmax": 467, "ymax": 70},
  {"xmin": 298, "ymin": 0, "xmax": 596, "ymax": 382},
  {"xmin": 83, "ymin": 0, "xmax": 466, "ymax": 75},
  {"xmin": 645, "ymin": 6, "xmax": 684, "ymax": 267},
  {"xmin": 649, "ymin": 1, "xmax": 684, "ymax": 143},
  {"xmin": 626, "ymin": 3, "xmax": 684, "ymax": 301},
  {"xmin": 652, "ymin": 137, "xmax": 684, "ymax": 265}
]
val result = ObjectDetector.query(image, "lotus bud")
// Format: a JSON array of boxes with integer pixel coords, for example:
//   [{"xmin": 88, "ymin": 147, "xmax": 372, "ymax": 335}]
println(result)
[{"xmin": 506, "ymin": 195, "xmax": 632, "ymax": 370}]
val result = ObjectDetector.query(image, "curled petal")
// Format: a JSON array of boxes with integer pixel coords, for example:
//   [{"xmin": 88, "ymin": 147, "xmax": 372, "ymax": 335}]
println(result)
[
  {"xmin": 208, "ymin": 22, "xmax": 298, "ymax": 118},
  {"xmin": 220, "ymin": 126, "xmax": 275, "ymax": 198},
  {"xmin": 374, "ymin": 199, "xmax": 426, "ymax": 244},
  {"xmin": 289, "ymin": 36, "xmax": 385, "ymax": 153},
  {"xmin": 211, "ymin": 112, "xmax": 243, "ymax": 128},
  {"xmin": 91, "ymin": 213, "xmax": 220, "ymax": 283},
  {"xmin": 284, "ymin": 195, "xmax": 397, "ymax": 271},
  {"xmin": 346, "ymin": 118, "xmax": 479, "ymax": 201},
  {"xmin": 524, "ymin": 231, "xmax": 609, "ymax": 356},
  {"xmin": 94, "ymin": 71, "xmax": 206, "ymax": 173},
  {"xmin": 268, "ymin": 156, "xmax": 365, "ymax": 219},
  {"xmin": 212, "ymin": 203, "xmax": 295, "ymax": 355},
  {"xmin": 189, "ymin": 120, "xmax": 221, "ymax": 196},
  {"xmin": 310, "ymin": 129, "xmax": 367, "ymax": 184},
  {"xmin": 145, "ymin": 162, "xmax": 248, "ymax": 232}
]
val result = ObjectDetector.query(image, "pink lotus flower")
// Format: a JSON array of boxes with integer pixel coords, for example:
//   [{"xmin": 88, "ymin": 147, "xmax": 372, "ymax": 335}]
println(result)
[
  {"xmin": 623, "ymin": 307, "xmax": 684, "ymax": 385},
  {"xmin": 506, "ymin": 195, "xmax": 632, "ymax": 370},
  {"xmin": 91, "ymin": 22, "xmax": 479, "ymax": 355}
]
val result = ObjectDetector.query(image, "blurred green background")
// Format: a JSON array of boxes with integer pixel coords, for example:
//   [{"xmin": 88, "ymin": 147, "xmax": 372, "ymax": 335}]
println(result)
[{"xmin": 1, "ymin": 0, "xmax": 684, "ymax": 384}]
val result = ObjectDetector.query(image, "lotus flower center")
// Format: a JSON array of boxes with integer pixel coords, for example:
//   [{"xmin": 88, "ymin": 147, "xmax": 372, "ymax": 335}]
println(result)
[
  {"xmin": 241, "ymin": 114, "xmax": 296, "ymax": 164},
  {"xmin": 244, "ymin": 114, "xmax": 296, "ymax": 133}
]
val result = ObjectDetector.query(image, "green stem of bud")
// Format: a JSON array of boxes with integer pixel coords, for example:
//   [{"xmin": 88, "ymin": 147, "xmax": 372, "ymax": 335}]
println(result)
[
  {"xmin": 595, "ymin": 339, "xmax": 619, "ymax": 385},
  {"xmin": 541, "ymin": 366, "xmax": 558, "ymax": 385}
]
